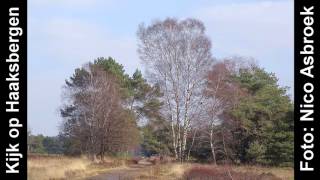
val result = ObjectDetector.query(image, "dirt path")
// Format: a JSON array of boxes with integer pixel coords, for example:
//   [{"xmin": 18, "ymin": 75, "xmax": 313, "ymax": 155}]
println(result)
[{"xmin": 86, "ymin": 160, "xmax": 153, "ymax": 180}]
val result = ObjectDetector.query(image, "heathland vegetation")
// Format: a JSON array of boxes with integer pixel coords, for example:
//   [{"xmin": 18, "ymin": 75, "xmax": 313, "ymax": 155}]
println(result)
[{"xmin": 28, "ymin": 18, "xmax": 293, "ymax": 179}]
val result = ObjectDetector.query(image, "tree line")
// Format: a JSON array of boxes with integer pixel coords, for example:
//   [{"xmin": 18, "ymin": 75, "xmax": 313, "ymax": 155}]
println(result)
[{"xmin": 30, "ymin": 18, "xmax": 293, "ymax": 166}]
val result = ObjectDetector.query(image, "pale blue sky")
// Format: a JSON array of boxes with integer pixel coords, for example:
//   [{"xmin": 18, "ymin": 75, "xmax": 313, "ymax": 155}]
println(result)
[{"xmin": 28, "ymin": 0, "xmax": 293, "ymax": 136}]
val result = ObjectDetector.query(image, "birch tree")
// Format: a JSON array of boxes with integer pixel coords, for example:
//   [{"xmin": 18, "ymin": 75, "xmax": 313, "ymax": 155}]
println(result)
[{"xmin": 137, "ymin": 18, "xmax": 213, "ymax": 161}]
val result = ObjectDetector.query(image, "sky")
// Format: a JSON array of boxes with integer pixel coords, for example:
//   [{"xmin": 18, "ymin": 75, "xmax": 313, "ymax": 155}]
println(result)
[{"xmin": 28, "ymin": 0, "xmax": 293, "ymax": 136}]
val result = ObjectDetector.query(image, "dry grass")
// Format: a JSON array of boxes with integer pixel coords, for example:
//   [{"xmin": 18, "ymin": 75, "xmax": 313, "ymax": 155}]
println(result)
[
  {"xmin": 233, "ymin": 165, "xmax": 293, "ymax": 180},
  {"xmin": 27, "ymin": 154, "xmax": 128, "ymax": 180},
  {"xmin": 182, "ymin": 165, "xmax": 281, "ymax": 180},
  {"xmin": 137, "ymin": 163, "xmax": 293, "ymax": 180},
  {"xmin": 28, "ymin": 155, "xmax": 293, "ymax": 180},
  {"xmin": 136, "ymin": 164, "xmax": 184, "ymax": 179}
]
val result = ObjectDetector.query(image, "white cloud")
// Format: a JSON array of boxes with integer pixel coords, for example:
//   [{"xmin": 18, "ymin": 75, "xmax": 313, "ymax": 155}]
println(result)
[
  {"xmin": 193, "ymin": 0, "xmax": 293, "ymax": 93},
  {"xmin": 194, "ymin": 1, "xmax": 293, "ymax": 57}
]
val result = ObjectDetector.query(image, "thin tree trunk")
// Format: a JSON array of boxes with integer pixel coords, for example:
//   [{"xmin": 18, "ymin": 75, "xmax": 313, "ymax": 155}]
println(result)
[
  {"xmin": 210, "ymin": 122, "xmax": 217, "ymax": 165},
  {"xmin": 222, "ymin": 130, "xmax": 229, "ymax": 163},
  {"xmin": 187, "ymin": 129, "xmax": 197, "ymax": 161},
  {"xmin": 171, "ymin": 119, "xmax": 178, "ymax": 159},
  {"xmin": 181, "ymin": 127, "xmax": 188, "ymax": 162}
]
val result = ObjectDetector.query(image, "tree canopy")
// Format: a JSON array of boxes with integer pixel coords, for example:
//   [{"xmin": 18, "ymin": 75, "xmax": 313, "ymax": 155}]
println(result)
[{"xmin": 42, "ymin": 18, "xmax": 294, "ymax": 167}]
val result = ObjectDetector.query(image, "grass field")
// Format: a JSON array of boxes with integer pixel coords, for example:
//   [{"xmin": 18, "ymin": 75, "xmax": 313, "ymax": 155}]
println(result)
[
  {"xmin": 28, "ymin": 155, "xmax": 293, "ymax": 180},
  {"xmin": 27, "ymin": 154, "xmax": 128, "ymax": 180},
  {"xmin": 136, "ymin": 163, "xmax": 293, "ymax": 180}
]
